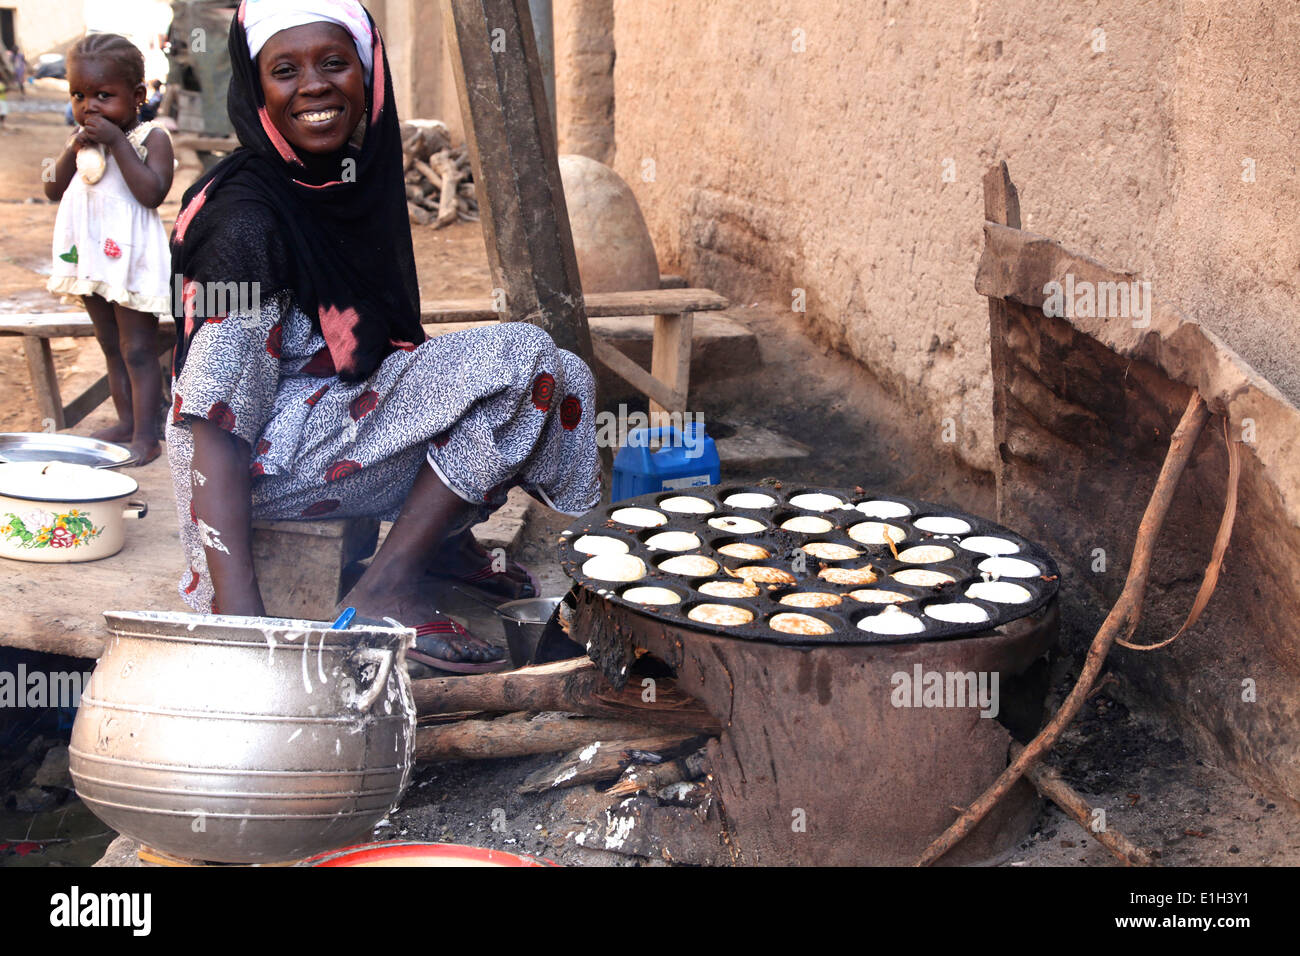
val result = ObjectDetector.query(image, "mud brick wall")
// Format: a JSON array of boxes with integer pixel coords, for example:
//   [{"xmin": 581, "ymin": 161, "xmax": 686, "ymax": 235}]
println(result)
[{"xmin": 993, "ymin": 297, "xmax": 1300, "ymax": 806}]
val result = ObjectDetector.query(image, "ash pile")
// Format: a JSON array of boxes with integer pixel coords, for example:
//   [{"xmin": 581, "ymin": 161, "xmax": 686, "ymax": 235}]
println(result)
[{"xmin": 400, "ymin": 119, "xmax": 479, "ymax": 228}]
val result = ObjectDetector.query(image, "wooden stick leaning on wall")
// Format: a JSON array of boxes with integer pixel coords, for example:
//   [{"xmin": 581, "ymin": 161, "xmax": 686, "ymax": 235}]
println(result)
[{"xmin": 914, "ymin": 391, "xmax": 1211, "ymax": 866}]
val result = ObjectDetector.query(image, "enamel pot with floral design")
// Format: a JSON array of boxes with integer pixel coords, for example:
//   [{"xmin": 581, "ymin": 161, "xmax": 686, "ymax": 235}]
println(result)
[{"xmin": 0, "ymin": 461, "xmax": 147, "ymax": 563}]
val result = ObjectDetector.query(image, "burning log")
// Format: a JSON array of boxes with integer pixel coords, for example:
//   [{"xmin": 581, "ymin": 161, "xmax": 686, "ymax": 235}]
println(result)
[
  {"xmin": 400, "ymin": 119, "xmax": 478, "ymax": 228},
  {"xmin": 604, "ymin": 748, "xmax": 710, "ymax": 798}
]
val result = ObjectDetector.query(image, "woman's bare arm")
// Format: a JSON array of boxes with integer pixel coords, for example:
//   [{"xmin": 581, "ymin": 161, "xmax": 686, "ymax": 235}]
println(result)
[{"xmin": 189, "ymin": 417, "xmax": 265, "ymax": 616}]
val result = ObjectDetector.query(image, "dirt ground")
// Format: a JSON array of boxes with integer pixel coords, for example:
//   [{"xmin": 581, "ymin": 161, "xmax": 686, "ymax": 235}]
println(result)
[{"xmin": 3, "ymin": 83, "xmax": 1300, "ymax": 868}]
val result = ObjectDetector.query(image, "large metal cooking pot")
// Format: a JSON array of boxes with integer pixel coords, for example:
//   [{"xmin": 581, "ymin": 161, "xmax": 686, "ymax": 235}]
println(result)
[
  {"xmin": 0, "ymin": 461, "xmax": 146, "ymax": 563},
  {"xmin": 69, "ymin": 611, "xmax": 416, "ymax": 864}
]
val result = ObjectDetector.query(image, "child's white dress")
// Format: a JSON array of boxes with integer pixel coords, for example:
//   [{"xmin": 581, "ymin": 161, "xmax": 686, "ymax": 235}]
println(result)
[{"xmin": 47, "ymin": 121, "xmax": 171, "ymax": 318}]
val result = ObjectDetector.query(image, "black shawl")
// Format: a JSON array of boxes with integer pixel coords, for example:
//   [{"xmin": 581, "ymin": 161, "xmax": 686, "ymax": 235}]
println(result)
[{"xmin": 170, "ymin": 1, "xmax": 423, "ymax": 382}]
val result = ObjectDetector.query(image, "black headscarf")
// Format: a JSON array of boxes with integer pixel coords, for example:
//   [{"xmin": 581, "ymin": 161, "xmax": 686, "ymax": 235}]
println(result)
[{"xmin": 170, "ymin": 0, "xmax": 424, "ymax": 382}]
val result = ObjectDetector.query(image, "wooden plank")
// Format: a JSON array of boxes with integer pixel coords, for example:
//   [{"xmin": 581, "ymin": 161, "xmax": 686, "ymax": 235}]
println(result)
[
  {"xmin": 590, "ymin": 334, "xmax": 682, "ymax": 411},
  {"xmin": 22, "ymin": 337, "xmax": 64, "ymax": 430},
  {"xmin": 982, "ymin": 161, "xmax": 1021, "ymax": 523},
  {"xmin": 62, "ymin": 375, "xmax": 111, "ymax": 429},
  {"xmin": 419, "ymin": 288, "xmax": 727, "ymax": 324},
  {"xmin": 441, "ymin": 0, "xmax": 593, "ymax": 363},
  {"xmin": 0, "ymin": 313, "xmax": 176, "ymax": 337},
  {"xmin": 648, "ymin": 312, "xmax": 693, "ymax": 415}
]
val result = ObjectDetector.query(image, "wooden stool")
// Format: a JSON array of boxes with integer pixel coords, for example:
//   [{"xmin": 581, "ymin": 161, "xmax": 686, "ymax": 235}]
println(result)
[{"xmin": 250, "ymin": 517, "xmax": 379, "ymax": 621}]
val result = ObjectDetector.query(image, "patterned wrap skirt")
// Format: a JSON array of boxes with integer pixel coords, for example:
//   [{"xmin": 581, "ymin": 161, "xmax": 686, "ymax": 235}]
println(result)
[{"xmin": 165, "ymin": 291, "xmax": 601, "ymax": 613}]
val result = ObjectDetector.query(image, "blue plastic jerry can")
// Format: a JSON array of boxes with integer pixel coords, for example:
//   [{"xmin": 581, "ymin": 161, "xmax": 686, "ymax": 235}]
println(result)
[{"xmin": 612, "ymin": 422, "xmax": 721, "ymax": 502}]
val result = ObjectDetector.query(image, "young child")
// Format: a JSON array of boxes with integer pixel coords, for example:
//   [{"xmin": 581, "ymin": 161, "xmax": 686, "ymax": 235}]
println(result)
[{"xmin": 45, "ymin": 34, "xmax": 174, "ymax": 466}]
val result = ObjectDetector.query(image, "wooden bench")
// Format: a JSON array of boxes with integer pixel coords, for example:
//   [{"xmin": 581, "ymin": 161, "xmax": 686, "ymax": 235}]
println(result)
[
  {"xmin": 0, "ymin": 312, "xmax": 176, "ymax": 431},
  {"xmin": 2, "ymin": 285, "xmax": 727, "ymax": 429}
]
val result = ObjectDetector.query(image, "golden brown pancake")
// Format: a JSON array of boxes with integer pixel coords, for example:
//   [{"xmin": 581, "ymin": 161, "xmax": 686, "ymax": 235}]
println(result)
[
  {"xmin": 818, "ymin": 565, "xmax": 878, "ymax": 586},
  {"xmin": 896, "ymin": 545, "xmax": 954, "ymax": 564},
  {"xmin": 802, "ymin": 542, "xmax": 861, "ymax": 561},
  {"xmin": 848, "ymin": 521, "xmax": 906, "ymax": 545},
  {"xmin": 698, "ymin": 579, "xmax": 761, "ymax": 599},
  {"xmin": 779, "ymin": 591, "xmax": 842, "ymax": 608},
  {"xmin": 688, "ymin": 604, "xmax": 755, "ymax": 627},
  {"xmin": 769, "ymin": 613, "xmax": 834, "ymax": 636},
  {"xmin": 730, "ymin": 565, "xmax": 797, "ymax": 585},
  {"xmin": 658, "ymin": 554, "xmax": 720, "ymax": 576},
  {"xmin": 717, "ymin": 542, "xmax": 771, "ymax": 560}
]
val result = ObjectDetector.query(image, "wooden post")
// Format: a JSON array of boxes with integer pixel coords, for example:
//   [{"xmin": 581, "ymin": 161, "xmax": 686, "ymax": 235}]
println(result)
[
  {"xmin": 982, "ymin": 161, "xmax": 1021, "ymax": 523},
  {"xmin": 22, "ymin": 337, "xmax": 64, "ymax": 430},
  {"xmin": 441, "ymin": 0, "xmax": 594, "ymax": 365},
  {"xmin": 648, "ymin": 311, "xmax": 693, "ymax": 415}
]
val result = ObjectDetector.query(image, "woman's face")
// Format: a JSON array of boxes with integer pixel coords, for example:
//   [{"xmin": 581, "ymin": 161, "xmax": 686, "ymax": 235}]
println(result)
[{"xmin": 257, "ymin": 22, "xmax": 365, "ymax": 156}]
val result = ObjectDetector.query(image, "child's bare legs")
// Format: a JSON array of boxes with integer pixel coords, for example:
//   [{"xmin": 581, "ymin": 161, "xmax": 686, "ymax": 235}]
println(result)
[
  {"xmin": 83, "ymin": 294, "xmax": 134, "ymax": 443},
  {"xmin": 113, "ymin": 304, "xmax": 161, "ymax": 465}
]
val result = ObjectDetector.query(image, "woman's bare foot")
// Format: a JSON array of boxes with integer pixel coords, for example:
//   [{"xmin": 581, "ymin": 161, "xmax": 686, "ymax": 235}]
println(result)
[
  {"xmin": 339, "ymin": 579, "xmax": 507, "ymax": 667},
  {"xmin": 422, "ymin": 528, "xmax": 536, "ymax": 602},
  {"xmin": 91, "ymin": 421, "xmax": 134, "ymax": 443},
  {"xmin": 120, "ymin": 438, "xmax": 161, "ymax": 467}
]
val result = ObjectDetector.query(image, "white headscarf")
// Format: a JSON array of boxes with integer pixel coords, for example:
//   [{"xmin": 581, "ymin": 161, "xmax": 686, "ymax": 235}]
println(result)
[{"xmin": 241, "ymin": 0, "xmax": 374, "ymax": 83}]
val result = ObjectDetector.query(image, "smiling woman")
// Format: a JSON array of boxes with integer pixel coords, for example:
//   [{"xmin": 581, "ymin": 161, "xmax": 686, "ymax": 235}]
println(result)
[{"xmin": 163, "ymin": 0, "xmax": 601, "ymax": 673}]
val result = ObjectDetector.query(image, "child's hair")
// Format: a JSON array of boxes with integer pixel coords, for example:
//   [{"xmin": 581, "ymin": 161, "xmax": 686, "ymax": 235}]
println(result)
[{"xmin": 67, "ymin": 33, "xmax": 145, "ymax": 89}]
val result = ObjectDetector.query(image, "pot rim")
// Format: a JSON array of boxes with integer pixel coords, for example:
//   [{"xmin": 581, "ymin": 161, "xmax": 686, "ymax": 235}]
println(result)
[{"xmin": 103, "ymin": 609, "xmax": 416, "ymax": 649}]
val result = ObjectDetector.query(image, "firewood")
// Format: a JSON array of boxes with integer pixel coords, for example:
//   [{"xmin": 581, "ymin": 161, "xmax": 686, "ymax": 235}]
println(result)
[
  {"xmin": 604, "ymin": 748, "xmax": 710, "ymax": 797},
  {"xmin": 410, "ymin": 657, "xmax": 721, "ymax": 735},
  {"xmin": 436, "ymin": 168, "xmax": 461, "ymax": 227},
  {"xmin": 414, "ymin": 713, "xmax": 677, "ymax": 761},
  {"xmin": 404, "ymin": 184, "xmax": 424, "ymax": 203},
  {"xmin": 407, "ymin": 202, "xmax": 433, "ymax": 226},
  {"xmin": 517, "ymin": 735, "xmax": 705, "ymax": 794}
]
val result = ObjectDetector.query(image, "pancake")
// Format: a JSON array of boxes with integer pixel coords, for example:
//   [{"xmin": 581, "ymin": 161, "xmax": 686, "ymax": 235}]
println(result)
[
  {"xmin": 622, "ymin": 586, "xmax": 682, "ymax": 605},
  {"xmin": 788, "ymin": 492, "xmax": 845, "ymax": 511},
  {"xmin": 658, "ymin": 554, "xmax": 720, "ymax": 576},
  {"xmin": 730, "ymin": 565, "xmax": 797, "ymax": 585},
  {"xmin": 708, "ymin": 515, "xmax": 766, "ymax": 535},
  {"xmin": 965, "ymin": 580, "xmax": 1032, "ymax": 604},
  {"xmin": 914, "ymin": 515, "xmax": 972, "ymax": 535},
  {"xmin": 572, "ymin": 534, "xmax": 630, "ymax": 556},
  {"xmin": 609, "ymin": 507, "xmax": 668, "ymax": 528},
  {"xmin": 857, "ymin": 606, "xmax": 925, "ymax": 635},
  {"xmin": 802, "ymin": 542, "xmax": 861, "ymax": 561},
  {"xmin": 856, "ymin": 499, "xmax": 911, "ymax": 518},
  {"xmin": 896, "ymin": 545, "xmax": 954, "ymax": 564},
  {"xmin": 717, "ymin": 542, "xmax": 771, "ymax": 560},
  {"xmin": 892, "ymin": 568, "xmax": 955, "ymax": 587},
  {"xmin": 958, "ymin": 535, "xmax": 1020, "ymax": 556},
  {"xmin": 645, "ymin": 530, "xmax": 701, "ymax": 552},
  {"xmin": 688, "ymin": 604, "xmax": 754, "ymax": 627},
  {"xmin": 779, "ymin": 591, "xmax": 842, "ymax": 608},
  {"xmin": 848, "ymin": 588, "xmax": 912, "ymax": 604},
  {"xmin": 924, "ymin": 602, "xmax": 989, "ymax": 623},
  {"xmin": 769, "ymin": 613, "xmax": 834, "ymax": 636},
  {"xmin": 818, "ymin": 565, "xmax": 878, "ymax": 586},
  {"xmin": 781, "ymin": 515, "xmax": 833, "ymax": 534},
  {"xmin": 659, "ymin": 495, "xmax": 715, "ymax": 514},
  {"xmin": 977, "ymin": 556, "xmax": 1040, "ymax": 578},
  {"xmin": 582, "ymin": 553, "xmax": 647, "ymax": 582},
  {"xmin": 848, "ymin": 521, "xmax": 906, "ymax": 545},
  {"xmin": 724, "ymin": 492, "xmax": 776, "ymax": 509},
  {"xmin": 699, "ymin": 579, "xmax": 761, "ymax": 599}
]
